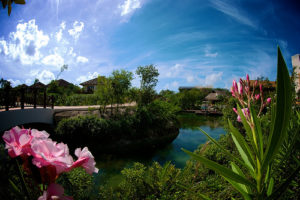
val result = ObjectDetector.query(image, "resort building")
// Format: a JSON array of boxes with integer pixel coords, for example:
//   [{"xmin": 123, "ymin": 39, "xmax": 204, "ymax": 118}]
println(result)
[
  {"xmin": 80, "ymin": 76, "xmax": 106, "ymax": 93},
  {"xmin": 292, "ymin": 54, "xmax": 300, "ymax": 94}
]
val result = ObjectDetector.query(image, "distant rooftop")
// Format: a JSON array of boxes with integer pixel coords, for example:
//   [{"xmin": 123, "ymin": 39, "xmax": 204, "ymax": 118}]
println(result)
[{"xmin": 80, "ymin": 76, "xmax": 105, "ymax": 86}]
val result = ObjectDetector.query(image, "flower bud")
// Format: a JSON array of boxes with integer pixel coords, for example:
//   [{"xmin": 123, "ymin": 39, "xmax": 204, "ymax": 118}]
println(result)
[
  {"xmin": 232, "ymin": 108, "xmax": 238, "ymax": 114},
  {"xmin": 266, "ymin": 97, "xmax": 271, "ymax": 104},
  {"xmin": 255, "ymin": 94, "xmax": 260, "ymax": 100},
  {"xmin": 246, "ymin": 74, "xmax": 249, "ymax": 83},
  {"xmin": 259, "ymin": 84, "xmax": 263, "ymax": 93}
]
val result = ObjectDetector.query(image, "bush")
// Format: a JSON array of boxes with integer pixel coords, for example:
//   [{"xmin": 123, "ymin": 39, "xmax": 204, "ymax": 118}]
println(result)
[{"xmin": 57, "ymin": 168, "xmax": 94, "ymax": 200}]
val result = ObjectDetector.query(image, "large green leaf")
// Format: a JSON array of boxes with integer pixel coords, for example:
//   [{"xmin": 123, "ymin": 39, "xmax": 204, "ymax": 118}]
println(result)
[
  {"xmin": 182, "ymin": 148, "xmax": 256, "ymax": 189},
  {"xmin": 262, "ymin": 47, "xmax": 292, "ymax": 170},
  {"xmin": 198, "ymin": 127, "xmax": 247, "ymax": 169},
  {"xmin": 229, "ymin": 119, "xmax": 255, "ymax": 172},
  {"xmin": 231, "ymin": 162, "xmax": 252, "ymax": 194},
  {"xmin": 250, "ymin": 106, "xmax": 263, "ymax": 160},
  {"xmin": 224, "ymin": 176, "xmax": 252, "ymax": 200}
]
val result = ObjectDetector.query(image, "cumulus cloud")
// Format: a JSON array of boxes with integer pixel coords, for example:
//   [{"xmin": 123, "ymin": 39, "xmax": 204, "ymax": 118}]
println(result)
[
  {"xmin": 76, "ymin": 56, "xmax": 89, "ymax": 63},
  {"xmin": 204, "ymin": 72, "xmax": 223, "ymax": 86},
  {"xmin": 76, "ymin": 72, "xmax": 99, "ymax": 83},
  {"xmin": 42, "ymin": 54, "xmax": 64, "ymax": 69},
  {"xmin": 68, "ymin": 21, "xmax": 84, "ymax": 40},
  {"xmin": 36, "ymin": 70, "xmax": 55, "ymax": 84},
  {"xmin": 0, "ymin": 19, "xmax": 49, "ymax": 65},
  {"xmin": 8, "ymin": 79, "xmax": 22, "ymax": 87},
  {"xmin": 186, "ymin": 75, "xmax": 194, "ymax": 83},
  {"xmin": 165, "ymin": 64, "xmax": 183, "ymax": 78},
  {"xmin": 119, "ymin": 0, "xmax": 141, "ymax": 16}
]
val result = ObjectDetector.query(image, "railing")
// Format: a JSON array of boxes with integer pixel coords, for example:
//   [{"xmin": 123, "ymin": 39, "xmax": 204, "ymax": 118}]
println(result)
[{"xmin": 0, "ymin": 87, "xmax": 55, "ymax": 111}]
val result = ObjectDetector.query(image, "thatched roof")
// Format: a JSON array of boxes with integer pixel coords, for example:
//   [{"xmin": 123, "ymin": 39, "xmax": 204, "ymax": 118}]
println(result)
[
  {"xmin": 205, "ymin": 91, "xmax": 226, "ymax": 101},
  {"xmin": 79, "ymin": 76, "xmax": 105, "ymax": 86},
  {"xmin": 47, "ymin": 79, "xmax": 73, "ymax": 87}
]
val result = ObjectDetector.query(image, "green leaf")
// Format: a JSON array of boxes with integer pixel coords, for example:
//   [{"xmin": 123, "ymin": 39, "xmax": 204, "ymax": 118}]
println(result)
[
  {"xmin": 229, "ymin": 119, "xmax": 255, "ymax": 173},
  {"xmin": 262, "ymin": 46, "xmax": 292, "ymax": 170},
  {"xmin": 182, "ymin": 148, "xmax": 256, "ymax": 189},
  {"xmin": 267, "ymin": 177, "xmax": 274, "ymax": 196},
  {"xmin": 14, "ymin": 0, "xmax": 25, "ymax": 4},
  {"xmin": 236, "ymin": 105, "xmax": 257, "ymax": 155},
  {"xmin": 250, "ymin": 106, "xmax": 263, "ymax": 160},
  {"xmin": 8, "ymin": 179, "xmax": 21, "ymax": 195},
  {"xmin": 231, "ymin": 162, "xmax": 252, "ymax": 194},
  {"xmin": 198, "ymin": 127, "xmax": 248, "ymax": 169},
  {"xmin": 266, "ymin": 165, "xmax": 300, "ymax": 199},
  {"xmin": 224, "ymin": 177, "xmax": 252, "ymax": 200},
  {"xmin": 198, "ymin": 193, "xmax": 212, "ymax": 200}
]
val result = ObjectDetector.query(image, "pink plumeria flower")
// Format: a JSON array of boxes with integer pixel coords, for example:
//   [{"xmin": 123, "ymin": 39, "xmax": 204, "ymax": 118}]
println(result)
[
  {"xmin": 2, "ymin": 126, "xmax": 32, "ymax": 158},
  {"xmin": 31, "ymin": 138, "xmax": 74, "ymax": 175},
  {"xmin": 38, "ymin": 183, "xmax": 73, "ymax": 200},
  {"xmin": 69, "ymin": 147, "xmax": 99, "ymax": 174}
]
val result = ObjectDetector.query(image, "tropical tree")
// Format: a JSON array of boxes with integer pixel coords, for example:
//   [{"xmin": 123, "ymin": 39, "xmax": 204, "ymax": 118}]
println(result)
[
  {"xmin": 136, "ymin": 64, "xmax": 159, "ymax": 105},
  {"xmin": 110, "ymin": 69, "xmax": 133, "ymax": 111},
  {"xmin": 95, "ymin": 76, "xmax": 113, "ymax": 114}
]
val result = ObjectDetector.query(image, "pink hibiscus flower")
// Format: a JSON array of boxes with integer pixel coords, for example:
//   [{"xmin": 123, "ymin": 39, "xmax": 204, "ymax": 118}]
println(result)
[
  {"xmin": 38, "ymin": 183, "xmax": 73, "ymax": 200},
  {"xmin": 69, "ymin": 147, "xmax": 99, "ymax": 174},
  {"xmin": 2, "ymin": 126, "xmax": 32, "ymax": 158},
  {"xmin": 31, "ymin": 138, "xmax": 73, "ymax": 175}
]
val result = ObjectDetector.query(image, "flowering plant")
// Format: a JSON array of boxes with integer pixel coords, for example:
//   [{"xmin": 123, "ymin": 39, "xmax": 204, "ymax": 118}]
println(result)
[
  {"xmin": 2, "ymin": 126, "xmax": 98, "ymax": 200},
  {"xmin": 183, "ymin": 47, "xmax": 300, "ymax": 199}
]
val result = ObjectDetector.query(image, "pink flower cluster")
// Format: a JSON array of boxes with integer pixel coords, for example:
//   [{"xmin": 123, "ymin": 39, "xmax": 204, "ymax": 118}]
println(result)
[
  {"xmin": 2, "ymin": 126, "xmax": 99, "ymax": 200},
  {"xmin": 231, "ymin": 74, "xmax": 272, "ymax": 122}
]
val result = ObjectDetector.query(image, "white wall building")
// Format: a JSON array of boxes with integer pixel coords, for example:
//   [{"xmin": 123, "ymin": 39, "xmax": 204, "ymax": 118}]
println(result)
[{"xmin": 292, "ymin": 54, "xmax": 300, "ymax": 94}]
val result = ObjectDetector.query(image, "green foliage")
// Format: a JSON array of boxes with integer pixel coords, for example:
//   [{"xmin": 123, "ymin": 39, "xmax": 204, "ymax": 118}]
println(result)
[
  {"xmin": 136, "ymin": 65, "xmax": 159, "ymax": 105},
  {"xmin": 55, "ymin": 100, "xmax": 179, "ymax": 151},
  {"xmin": 183, "ymin": 47, "xmax": 298, "ymax": 199},
  {"xmin": 98, "ymin": 162, "xmax": 184, "ymax": 200},
  {"xmin": 55, "ymin": 94, "xmax": 99, "ymax": 106},
  {"xmin": 110, "ymin": 70, "xmax": 133, "ymax": 109},
  {"xmin": 178, "ymin": 88, "xmax": 212, "ymax": 110},
  {"xmin": 95, "ymin": 76, "xmax": 113, "ymax": 114},
  {"xmin": 57, "ymin": 168, "xmax": 94, "ymax": 200}
]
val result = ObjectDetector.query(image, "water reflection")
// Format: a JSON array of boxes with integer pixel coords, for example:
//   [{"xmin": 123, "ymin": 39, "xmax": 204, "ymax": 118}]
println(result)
[{"xmin": 95, "ymin": 113, "xmax": 225, "ymax": 184}]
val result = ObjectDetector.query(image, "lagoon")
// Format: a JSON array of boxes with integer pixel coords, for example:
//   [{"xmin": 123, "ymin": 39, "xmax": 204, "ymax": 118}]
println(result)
[{"xmin": 95, "ymin": 113, "xmax": 225, "ymax": 186}]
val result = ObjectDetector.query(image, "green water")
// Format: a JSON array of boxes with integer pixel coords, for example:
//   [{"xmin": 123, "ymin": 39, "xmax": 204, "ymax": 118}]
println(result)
[{"xmin": 94, "ymin": 113, "xmax": 225, "ymax": 186}]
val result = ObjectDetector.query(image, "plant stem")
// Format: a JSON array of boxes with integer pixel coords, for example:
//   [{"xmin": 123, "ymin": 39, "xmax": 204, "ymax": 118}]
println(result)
[{"xmin": 15, "ymin": 159, "xmax": 31, "ymax": 200}]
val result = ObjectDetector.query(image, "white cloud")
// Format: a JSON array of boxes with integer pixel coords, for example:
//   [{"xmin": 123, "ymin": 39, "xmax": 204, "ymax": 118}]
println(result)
[
  {"xmin": 119, "ymin": 0, "xmax": 141, "ymax": 16},
  {"xmin": 8, "ymin": 79, "xmax": 22, "ymax": 87},
  {"xmin": 204, "ymin": 72, "xmax": 223, "ymax": 86},
  {"xmin": 25, "ymin": 79, "xmax": 32, "ymax": 85},
  {"xmin": 76, "ymin": 56, "xmax": 89, "ymax": 63},
  {"xmin": 210, "ymin": 0, "xmax": 257, "ymax": 29},
  {"xmin": 42, "ymin": 54, "xmax": 64, "ymax": 69},
  {"xmin": 0, "ymin": 19, "xmax": 49, "ymax": 65},
  {"xmin": 165, "ymin": 64, "xmax": 183, "ymax": 78},
  {"xmin": 68, "ymin": 21, "xmax": 84, "ymax": 40},
  {"xmin": 76, "ymin": 72, "xmax": 99, "ymax": 83},
  {"xmin": 0, "ymin": 40, "xmax": 8, "ymax": 55},
  {"xmin": 186, "ymin": 75, "xmax": 194, "ymax": 83},
  {"xmin": 204, "ymin": 45, "xmax": 218, "ymax": 58},
  {"xmin": 68, "ymin": 47, "xmax": 76, "ymax": 57},
  {"xmin": 36, "ymin": 70, "xmax": 55, "ymax": 84},
  {"xmin": 55, "ymin": 21, "xmax": 66, "ymax": 42}
]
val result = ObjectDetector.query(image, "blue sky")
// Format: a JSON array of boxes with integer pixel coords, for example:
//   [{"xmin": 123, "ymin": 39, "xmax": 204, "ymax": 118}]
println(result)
[{"xmin": 0, "ymin": 0, "xmax": 299, "ymax": 91}]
